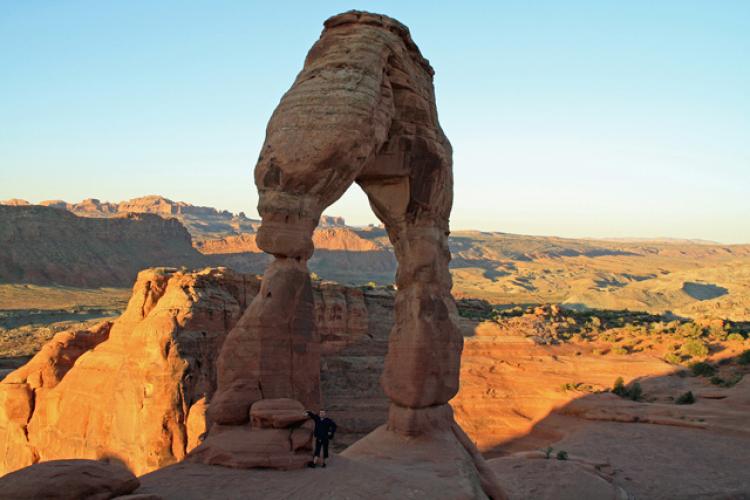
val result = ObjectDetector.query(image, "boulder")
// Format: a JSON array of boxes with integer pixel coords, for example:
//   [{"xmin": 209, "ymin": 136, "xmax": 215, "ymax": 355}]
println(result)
[
  {"xmin": 0, "ymin": 459, "xmax": 138, "ymax": 500},
  {"xmin": 249, "ymin": 398, "xmax": 307, "ymax": 429}
]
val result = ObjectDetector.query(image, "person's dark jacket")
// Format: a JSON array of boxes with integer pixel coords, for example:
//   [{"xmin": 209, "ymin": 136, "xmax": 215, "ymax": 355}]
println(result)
[{"xmin": 305, "ymin": 411, "xmax": 337, "ymax": 441}]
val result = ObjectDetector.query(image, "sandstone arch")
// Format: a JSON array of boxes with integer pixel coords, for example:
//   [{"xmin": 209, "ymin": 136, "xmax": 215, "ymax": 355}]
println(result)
[{"xmin": 192, "ymin": 11, "xmax": 505, "ymax": 497}]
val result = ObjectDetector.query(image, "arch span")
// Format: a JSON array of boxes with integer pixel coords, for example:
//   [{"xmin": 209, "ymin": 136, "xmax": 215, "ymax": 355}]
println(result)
[{"xmin": 191, "ymin": 11, "xmax": 505, "ymax": 498}]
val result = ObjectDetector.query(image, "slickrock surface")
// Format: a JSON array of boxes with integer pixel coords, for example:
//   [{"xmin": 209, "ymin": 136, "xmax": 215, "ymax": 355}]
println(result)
[
  {"xmin": 0, "ymin": 459, "xmax": 139, "ymax": 500},
  {"xmin": 0, "ymin": 205, "xmax": 207, "ymax": 287}
]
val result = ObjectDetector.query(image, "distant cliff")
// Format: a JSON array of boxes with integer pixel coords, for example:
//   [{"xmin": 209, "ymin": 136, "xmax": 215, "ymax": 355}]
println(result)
[
  {"xmin": 0, "ymin": 205, "xmax": 208, "ymax": 287},
  {"xmin": 2, "ymin": 195, "xmax": 259, "ymax": 240}
]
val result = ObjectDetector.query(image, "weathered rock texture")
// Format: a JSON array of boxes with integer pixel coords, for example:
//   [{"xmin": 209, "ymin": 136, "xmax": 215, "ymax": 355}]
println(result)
[
  {"xmin": 0, "ymin": 268, "xmax": 378, "ymax": 476},
  {"xmin": 188, "ymin": 11, "xmax": 499, "ymax": 494},
  {"xmin": 0, "ymin": 268, "xmax": 260, "ymax": 475},
  {"xmin": 0, "ymin": 459, "xmax": 140, "ymax": 500}
]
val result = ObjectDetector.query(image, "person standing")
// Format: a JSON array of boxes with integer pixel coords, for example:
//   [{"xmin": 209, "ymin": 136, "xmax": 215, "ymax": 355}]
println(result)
[{"xmin": 304, "ymin": 409, "xmax": 337, "ymax": 468}]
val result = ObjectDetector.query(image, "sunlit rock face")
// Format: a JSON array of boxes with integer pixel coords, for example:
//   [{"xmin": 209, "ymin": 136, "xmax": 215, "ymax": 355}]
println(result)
[
  {"xmin": 189, "ymin": 10, "xmax": 503, "ymax": 497},
  {"xmin": 0, "ymin": 268, "xmax": 259, "ymax": 476}
]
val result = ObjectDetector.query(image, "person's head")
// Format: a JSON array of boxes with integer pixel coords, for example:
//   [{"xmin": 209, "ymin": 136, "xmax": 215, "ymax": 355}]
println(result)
[{"xmin": 320, "ymin": 409, "xmax": 327, "ymax": 418}]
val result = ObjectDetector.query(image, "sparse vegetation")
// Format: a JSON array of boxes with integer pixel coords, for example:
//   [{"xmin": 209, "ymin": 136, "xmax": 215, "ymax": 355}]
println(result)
[
  {"xmin": 675, "ymin": 391, "xmax": 695, "ymax": 405},
  {"xmin": 556, "ymin": 450, "xmax": 569, "ymax": 460},
  {"xmin": 710, "ymin": 374, "xmax": 744, "ymax": 388},
  {"xmin": 612, "ymin": 377, "xmax": 642, "ymax": 401},
  {"xmin": 738, "ymin": 350, "xmax": 750, "ymax": 365},
  {"xmin": 664, "ymin": 352, "xmax": 683, "ymax": 365},
  {"xmin": 683, "ymin": 339, "xmax": 709, "ymax": 358},
  {"xmin": 561, "ymin": 382, "xmax": 596, "ymax": 393},
  {"xmin": 691, "ymin": 362, "xmax": 716, "ymax": 377}
]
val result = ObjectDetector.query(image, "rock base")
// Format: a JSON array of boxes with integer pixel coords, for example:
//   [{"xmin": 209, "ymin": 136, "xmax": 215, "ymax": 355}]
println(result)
[
  {"xmin": 188, "ymin": 398, "xmax": 313, "ymax": 470},
  {"xmin": 342, "ymin": 422, "xmax": 508, "ymax": 500}
]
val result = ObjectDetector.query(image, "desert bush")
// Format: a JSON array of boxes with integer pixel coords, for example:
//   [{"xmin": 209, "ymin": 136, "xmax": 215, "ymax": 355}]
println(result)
[
  {"xmin": 600, "ymin": 332, "xmax": 617, "ymax": 343},
  {"xmin": 739, "ymin": 350, "xmax": 750, "ymax": 365},
  {"xmin": 612, "ymin": 377, "xmax": 626, "ymax": 396},
  {"xmin": 611, "ymin": 346, "xmax": 629, "ymax": 355},
  {"xmin": 690, "ymin": 361, "xmax": 716, "ymax": 377},
  {"xmin": 675, "ymin": 391, "xmax": 696, "ymax": 405},
  {"xmin": 612, "ymin": 377, "xmax": 642, "ymax": 400},
  {"xmin": 556, "ymin": 450, "xmax": 569, "ymax": 460},
  {"xmin": 711, "ymin": 374, "xmax": 743, "ymax": 388},
  {"xmin": 543, "ymin": 446, "xmax": 554, "ymax": 459},
  {"xmin": 727, "ymin": 333, "xmax": 744, "ymax": 342},
  {"xmin": 679, "ymin": 322, "xmax": 706, "ymax": 338},
  {"xmin": 628, "ymin": 382, "xmax": 643, "ymax": 401},
  {"xmin": 664, "ymin": 352, "xmax": 682, "ymax": 365},
  {"xmin": 682, "ymin": 339, "xmax": 709, "ymax": 358}
]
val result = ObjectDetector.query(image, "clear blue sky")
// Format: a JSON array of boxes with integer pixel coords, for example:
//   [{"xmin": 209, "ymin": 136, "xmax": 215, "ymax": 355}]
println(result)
[{"xmin": 2, "ymin": 1, "xmax": 748, "ymax": 243}]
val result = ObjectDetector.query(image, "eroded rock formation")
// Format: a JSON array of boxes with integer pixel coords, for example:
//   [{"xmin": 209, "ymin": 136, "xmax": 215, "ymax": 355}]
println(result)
[
  {"xmin": 0, "ymin": 267, "xmax": 379, "ymax": 476},
  {"xmin": 188, "ymin": 10, "xmax": 503, "ymax": 497},
  {"xmin": 0, "ymin": 268, "xmax": 260, "ymax": 475},
  {"xmin": 0, "ymin": 459, "xmax": 140, "ymax": 500}
]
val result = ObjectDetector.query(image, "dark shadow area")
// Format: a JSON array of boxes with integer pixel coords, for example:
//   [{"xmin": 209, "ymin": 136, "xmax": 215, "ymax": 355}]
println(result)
[
  {"xmin": 483, "ymin": 352, "xmax": 750, "ymax": 499},
  {"xmin": 682, "ymin": 281, "xmax": 729, "ymax": 301},
  {"xmin": 0, "ymin": 307, "xmax": 118, "ymax": 330}
]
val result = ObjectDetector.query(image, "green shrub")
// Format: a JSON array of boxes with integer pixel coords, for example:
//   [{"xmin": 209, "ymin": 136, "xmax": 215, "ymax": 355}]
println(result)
[
  {"xmin": 683, "ymin": 339, "xmax": 709, "ymax": 358},
  {"xmin": 628, "ymin": 382, "xmax": 643, "ymax": 401},
  {"xmin": 612, "ymin": 377, "xmax": 642, "ymax": 401},
  {"xmin": 611, "ymin": 346, "xmax": 629, "ymax": 355},
  {"xmin": 738, "ymin": 350, "xmax": 750, "ymax": 365},
  {"xmin": 664, "ymin": 352, "xmax": 682, "ymax": 365},
  {"xmin": 678, "ymin": 322, "xmax": 705, "ymax": 338},
  {"xmin": 556, "ymin": 450, "xmax": 569, "ymax": 460},
  {"xmin": 600, "ymin": 332, "xmax": 617, "ymax": 343},
  {"xmin": 727, "ymin": 333, "xmax": 744, "ymax": 342},
  {"xmin": 711, "ymin": 374, "xmax": 743, "ymax": 388},
  {"xmin": 675, "ymin": 391, "xmax": 695, "ymax": 404},
  {"xmin": 691, "ymin": 362, "xmax": 716, "ymax": 377},
  {"xmin": 612, "ymin": 377, "xmax": 626, "ymax": 397},
  {"xmin": 543, "ymin": 446, "xmax": 553, "ymax": 459}
]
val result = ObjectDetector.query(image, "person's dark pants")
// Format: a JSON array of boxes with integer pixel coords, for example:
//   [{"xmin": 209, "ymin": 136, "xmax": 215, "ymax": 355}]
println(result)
[{"xmin": 313, "ymin": 438, "xmax": 329, "ymax": 459}]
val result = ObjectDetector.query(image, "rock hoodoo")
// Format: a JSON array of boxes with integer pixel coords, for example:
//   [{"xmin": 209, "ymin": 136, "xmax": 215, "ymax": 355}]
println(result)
[{"xmin": 190, "ymin": 10, "xmax": 504, "ymax": 497}]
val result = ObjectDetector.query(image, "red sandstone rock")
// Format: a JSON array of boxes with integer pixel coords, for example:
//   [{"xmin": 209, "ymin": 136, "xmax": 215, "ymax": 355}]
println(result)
[
  {"xmin": 193, "ymin": 9, "xmax": 499, "ymax": 495},
  {"xmin": 0, "ymin": 268, "xmax": 260, "ymax": 476},
  {"xmin": 249, "ymin": 398, "xmax": 307, "ymax": 429},
  {"xmin": 0, "ymin": 459, "xmax": 139, "ymax": 500}
]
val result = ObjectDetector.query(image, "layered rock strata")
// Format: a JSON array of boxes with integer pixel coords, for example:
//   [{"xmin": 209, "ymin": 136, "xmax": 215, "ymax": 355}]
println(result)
[{"xmin": 190, "ymin": 10, "xmax": 503, "ymax": 497}]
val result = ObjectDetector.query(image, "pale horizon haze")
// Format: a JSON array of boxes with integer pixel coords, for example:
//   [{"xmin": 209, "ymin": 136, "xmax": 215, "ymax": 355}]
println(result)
[{"xmin": 1, "ymin": 1, "xmax": 748, "ymax": 243}]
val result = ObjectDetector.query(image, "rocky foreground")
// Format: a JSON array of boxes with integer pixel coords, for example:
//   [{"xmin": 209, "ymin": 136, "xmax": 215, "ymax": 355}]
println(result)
[{"xmin": 1, "ymin": 267, "xmax": 748, "ymax": 498}]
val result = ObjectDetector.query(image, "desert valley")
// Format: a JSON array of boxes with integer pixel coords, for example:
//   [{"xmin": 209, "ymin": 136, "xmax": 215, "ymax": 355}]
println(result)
[
  {"xmin": 1, "ymin": 6, "xmax": 749, "ymax": 500},
  {"xmin": 2, "ymin": 193, "xmax": 749, "ymax": 498}
]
